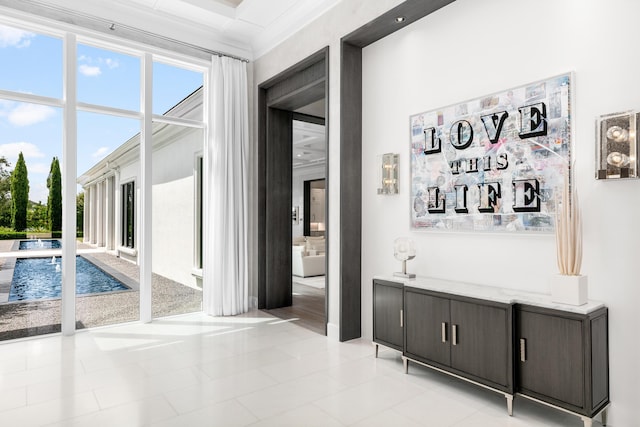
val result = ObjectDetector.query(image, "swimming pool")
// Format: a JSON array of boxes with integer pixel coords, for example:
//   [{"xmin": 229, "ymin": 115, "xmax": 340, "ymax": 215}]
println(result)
[
  {"xmin": 9, "ymin": 256, "xmax": 130, "ymax": 301},
  {"xmin": 19, "ymin": 239, "xmax": 62, "ymax": 250}
]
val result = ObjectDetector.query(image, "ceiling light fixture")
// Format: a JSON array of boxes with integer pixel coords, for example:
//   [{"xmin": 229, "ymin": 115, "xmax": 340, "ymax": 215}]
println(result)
[{"xmin": 395, "ymin": 16, "xmax": 406, "ymax": 23}]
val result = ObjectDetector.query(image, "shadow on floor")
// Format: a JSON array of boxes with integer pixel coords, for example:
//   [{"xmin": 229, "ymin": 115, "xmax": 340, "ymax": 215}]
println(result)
[{"xmin": 263, "ymin": 282, "xmax": 326, "ymax": 335}]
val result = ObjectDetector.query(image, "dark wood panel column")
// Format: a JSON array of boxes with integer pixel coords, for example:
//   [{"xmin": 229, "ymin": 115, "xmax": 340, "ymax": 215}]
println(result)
[
  {"xmin": 338, "ymin": 0, "xmax": 456, "ymax": 342},
  {"xmin": 258, "ymin": 88, "xmax": 267, "ymax": 309},
  {"xmin": 339, "ymin": 41, "xmax": 362, "ymax": 341},
  {"xmin": 264, "ymin": 107, "xmax": 293, "ymax": 308}
]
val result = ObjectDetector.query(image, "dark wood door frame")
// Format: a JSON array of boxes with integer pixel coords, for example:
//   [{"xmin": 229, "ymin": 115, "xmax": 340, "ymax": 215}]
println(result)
[
  {"xmin": 338, "ymin": 0, "xmax": 455, "ymax": 341},
  {"xmin": 303, "ymin": 178, "xmax": 325, "ymax": 237},
  {"xmin": 258, "ymin": 0, "xmax": 455, "ymax": 341},
  {"xmin": 258, "ymin": 48, "xmax": 329, "ymax": 332}
]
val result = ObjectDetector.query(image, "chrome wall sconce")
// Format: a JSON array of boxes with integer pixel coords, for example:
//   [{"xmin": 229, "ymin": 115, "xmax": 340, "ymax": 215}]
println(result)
[
  {"xmin": 377, "ymin": 153, "xmax": 399, "ymax": 194},
  {"xmin": 596, "ymin": 111, "xmax": 639, "ymax": 179}
]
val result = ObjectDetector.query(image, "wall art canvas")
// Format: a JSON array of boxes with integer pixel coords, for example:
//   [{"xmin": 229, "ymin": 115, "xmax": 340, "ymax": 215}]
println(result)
[{"xmin": 410, "ymin": 73, "xmax": 571, "ymax": 232}]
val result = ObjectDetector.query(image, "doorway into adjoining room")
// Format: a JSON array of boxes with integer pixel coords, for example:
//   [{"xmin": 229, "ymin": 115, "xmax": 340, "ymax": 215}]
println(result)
[
  {"xmin": 288, "ymin": 118, "xmax": 326, "ymax": 335},
  {"xmin": 258, "ymin": 48, "xmax": 328, "ymax": 335}
]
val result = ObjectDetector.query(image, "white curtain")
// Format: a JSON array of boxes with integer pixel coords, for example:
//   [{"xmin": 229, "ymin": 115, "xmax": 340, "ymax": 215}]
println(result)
[{"xmin": 203, "ymin": 55, "xmax": 249, "ymax": 316}]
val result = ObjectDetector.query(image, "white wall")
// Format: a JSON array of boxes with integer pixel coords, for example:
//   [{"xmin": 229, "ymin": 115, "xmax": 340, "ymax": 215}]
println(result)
[
  {"xmin": 118, "ymin": 161, "xmax": 139, "ymax": 263},
  {"xmin": 252, "ymin": 0, "xmax": 405, "ymax": 340},
  {"xmin": 361, "ymin": 0, "xmax": 640, "ymax": 424},
  {"xmin": 93, "ymin": 127, "xmax": 202, "ymax": 287},
  {"xmin": 152, "ymin": 128, "xmax": 202, "ymax": 288}
]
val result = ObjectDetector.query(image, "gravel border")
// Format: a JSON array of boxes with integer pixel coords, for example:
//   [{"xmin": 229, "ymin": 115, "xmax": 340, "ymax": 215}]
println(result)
[{"xmin": 0, "ymin": 245, "xmax": 202, "ymax": 341}]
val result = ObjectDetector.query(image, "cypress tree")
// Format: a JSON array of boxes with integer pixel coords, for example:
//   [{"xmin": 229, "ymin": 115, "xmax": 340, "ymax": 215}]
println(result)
[
  {"xmin": 0, "ymin": 156, "xmax": 11, "ymax": 227},
  {"xmin": 10, "ymin": 152, "xmax": 29, "ymax": 231},
  {"xmin": 47, "ymin": 156, "xmax": 62, "ymax": 233}
]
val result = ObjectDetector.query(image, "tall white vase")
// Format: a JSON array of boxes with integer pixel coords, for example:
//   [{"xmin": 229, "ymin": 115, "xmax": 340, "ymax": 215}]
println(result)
[{"xmin": 551, "ymin": 274, "xmax": 588, "ymax": 306}]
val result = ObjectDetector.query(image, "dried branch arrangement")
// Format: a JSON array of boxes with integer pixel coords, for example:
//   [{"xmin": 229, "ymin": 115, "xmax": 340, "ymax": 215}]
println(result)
[{"xmin": 555, "ymin": 163, "xmax": 582, "ymax": 275}]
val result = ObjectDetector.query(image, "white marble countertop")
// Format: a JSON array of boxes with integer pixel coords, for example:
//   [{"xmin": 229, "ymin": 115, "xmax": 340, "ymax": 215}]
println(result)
[{"xmin": 373, "ymin": 275, "xmax": 605, "ymax": 315}]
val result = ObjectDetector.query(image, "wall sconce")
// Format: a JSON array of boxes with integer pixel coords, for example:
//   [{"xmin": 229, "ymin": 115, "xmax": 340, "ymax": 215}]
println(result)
[
  {"xmin": 377, "ymin": 153, "xmax": 399, "ymax": 194},
  {"xmin": 596, "ymin": 111, "xmax": 638, "ymax": 179}
]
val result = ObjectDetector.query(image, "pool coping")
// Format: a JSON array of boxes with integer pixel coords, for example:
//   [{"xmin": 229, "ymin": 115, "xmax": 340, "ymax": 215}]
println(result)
[
  {"xmin": 0, "ymin": 253, "xmax": 140, "ymax": 303},
  {"xmin": 10, "ymin": 239, "xmax": 62, "ymax": 252}
]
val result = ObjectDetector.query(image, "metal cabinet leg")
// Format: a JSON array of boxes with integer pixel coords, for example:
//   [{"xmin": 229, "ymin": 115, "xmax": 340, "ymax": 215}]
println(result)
[
  {"xmin": 374, "ymin": 343, "xmax": 379, "ymax": 358},
  {"xmin": 505, "ymin": 394, "xmax": 513, "ymax": 416},
  {"xmin": 402, "ymin": 356, "xmax": 408, "ymax": 374},
  {"xmin": 580, "ymin": 416, "xmax": 592, "ymax": 427},
  {"xmin": 601, "ymin": 408, "xmax": 608, "ymax": 426}
]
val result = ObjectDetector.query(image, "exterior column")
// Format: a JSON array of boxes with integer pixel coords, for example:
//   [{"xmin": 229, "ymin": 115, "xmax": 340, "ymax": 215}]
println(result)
[
  {"xmin": 96, "ymin": 180, "xmax": 104, "ymax": 247},
  {"xmin": 83, "ymin": 186, "xmax": 90, "ymax": 243},
  {"xmin": 105, "ymin": 176, "xmax": 114, "ymax": 250},
  {"xmin": 114, "ymin": 170, "xmax": 121, "ymax": 250},
  {"xmin": 90, "ymin": 184, "xmax": 97, "ymax": 244}
]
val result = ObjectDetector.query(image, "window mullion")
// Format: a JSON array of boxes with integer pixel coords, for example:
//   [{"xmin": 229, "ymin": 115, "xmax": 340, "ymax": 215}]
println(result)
[
  {"xmin": 0, "ymin": 89, "xmax": 64, "ymax": 108},
  {"xmin": 61, "ymin": 32, "xmax": 77, "ymax": 336},
  {"xmin": 139, "ymin": 53, "xmax": 153, "ymax": 323}
]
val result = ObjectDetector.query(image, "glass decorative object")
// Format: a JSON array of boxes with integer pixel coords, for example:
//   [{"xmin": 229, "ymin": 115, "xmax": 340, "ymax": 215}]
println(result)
[
  {"xmin": 393, "ymin": 237, "xmax": 416, "ymax": 278},
  {"xmin": 596, "ymin": 111, "xmax": 638, "ymax": 179}
]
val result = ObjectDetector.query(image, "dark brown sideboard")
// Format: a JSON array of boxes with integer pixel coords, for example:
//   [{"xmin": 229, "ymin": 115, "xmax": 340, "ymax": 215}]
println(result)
[{"xmin": 373, "ymin": 277, "xmax": 609, "ymax": 427}]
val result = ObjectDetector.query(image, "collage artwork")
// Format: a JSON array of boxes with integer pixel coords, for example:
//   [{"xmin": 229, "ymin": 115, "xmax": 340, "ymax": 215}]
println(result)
[{"xmin": 410, "ymin": 73, "xmax": 572, "ymax": 232}]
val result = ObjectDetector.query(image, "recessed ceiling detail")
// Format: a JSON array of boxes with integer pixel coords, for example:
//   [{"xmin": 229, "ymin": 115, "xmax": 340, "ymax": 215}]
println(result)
[
  {"xmin": 93, "ymin": 0, "xmax": 343, "ymax": 59},
  {"xmin": 293, "ymin": 120, "xmax": 325, "ymax": 170}
]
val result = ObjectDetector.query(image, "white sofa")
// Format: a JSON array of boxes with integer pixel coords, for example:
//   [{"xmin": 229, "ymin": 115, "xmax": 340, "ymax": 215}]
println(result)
[{"xmin": 292, "ymin": 236, "xmax": 325, "ymax": 277}]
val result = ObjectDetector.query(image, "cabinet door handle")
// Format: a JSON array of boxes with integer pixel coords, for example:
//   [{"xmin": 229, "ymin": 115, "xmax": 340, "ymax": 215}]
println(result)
[
  {"xmin": 520, "ymin": 338, "xmax": 526, "ymax": 362},
  {"xmin": 400, "ymin": 309, "xmax": 403, "ymax": 328},
  {"xmin": 452, "ymin": 324, "xmax": 458, "ymax": 346},
  {"xmin": 441, "ymin": 322, "xmax": 447, "ymax": 343}
]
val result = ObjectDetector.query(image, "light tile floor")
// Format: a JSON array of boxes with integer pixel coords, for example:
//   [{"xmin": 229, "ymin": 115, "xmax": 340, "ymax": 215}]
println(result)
[{"xmin": 0, "ymin": 310, "xmax": 604, "ymax": 426}]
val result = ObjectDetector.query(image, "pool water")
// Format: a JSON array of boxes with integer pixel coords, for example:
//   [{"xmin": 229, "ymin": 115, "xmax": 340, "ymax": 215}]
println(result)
[
  {"xmin": 19, "ymin": 239, "xmax": 62, "ymax": 250},
  {"xmin": 9, "ymin": 256, "xmax": 130, "ymax": 301}
]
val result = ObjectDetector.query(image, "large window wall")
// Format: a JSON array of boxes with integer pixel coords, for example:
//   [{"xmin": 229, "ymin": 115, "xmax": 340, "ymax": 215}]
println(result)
[
  {"xmin": 0, "ymin": 14, "xmax": 208, "ymax": 340},
  {"xmin": 0, "ymin": 23, "xmax": 65, "ymax": 340}
]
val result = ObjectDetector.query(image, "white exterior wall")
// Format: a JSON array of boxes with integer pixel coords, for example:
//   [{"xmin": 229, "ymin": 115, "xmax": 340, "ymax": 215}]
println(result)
[
  {"xmin": 151, "ymin": 128, "xmax": 202, "ymax": 288},
  {"xmin": 118, "ymin": 160, "xmax": 139, "ymax": 263},
  {"xmin": 358, "ymin": 1, "xmax": 640, "ymax": 425},
  {"xmin": 119, "ymin": 163, "xmax": 138, "ymax": 191},
  {"xmin": 82, "ymin": 128, "xmax": 202, "ymax": 287}
]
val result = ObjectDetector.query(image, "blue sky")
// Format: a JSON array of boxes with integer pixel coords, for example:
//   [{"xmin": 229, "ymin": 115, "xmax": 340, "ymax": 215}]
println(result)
[{"xmin": 0, "ymin": 23, "xmax": 203, "ymax": 203}]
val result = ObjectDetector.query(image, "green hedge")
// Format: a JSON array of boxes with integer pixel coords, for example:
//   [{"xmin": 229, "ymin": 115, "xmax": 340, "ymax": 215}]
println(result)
[
  {"xmin": 0, "ymin": 231, "xmax": 84, "ymax": 239},
  {"xmin": 0, "ymin": 231, "xmax": 27, "ymax": 240}
]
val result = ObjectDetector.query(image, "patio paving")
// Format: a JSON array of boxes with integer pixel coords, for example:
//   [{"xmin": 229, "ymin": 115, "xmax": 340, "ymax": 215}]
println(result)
[{"xmin": 0, "ymin": 241, "xmax": 202, "ymax": 341}]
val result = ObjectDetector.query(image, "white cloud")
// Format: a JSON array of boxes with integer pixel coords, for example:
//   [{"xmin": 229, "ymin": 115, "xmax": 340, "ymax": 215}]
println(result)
[
  {"xmin": 0, "ymin": 142, "xmax": 46, "ymax": 167},
  {"xmin": 77, "ymin": 55, "xmax": 119, "ymax": 77},
  {"xmin": 0, "ymin": 99, "xmax": 13, "ymax": 110},
  {"xmin": 79, "ymin": 64, "xmax": 101, "ymax": 77},
  {"xmin": 91, "ymin": 146, "xmax": 110, "ymax": 160},
  {"xmin": 0, "ymin": 24, "xmax": 35, "ymax": 48},
  {"xmin": 104, "ymin": 58, "xmax": 119, "ymax": 69},
  {"xmin": 1, "ymin": 103, "xmax": 57, "ymax": 127}
]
